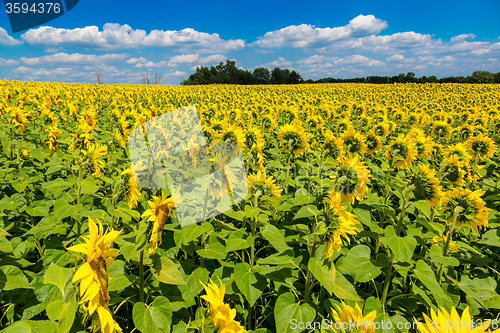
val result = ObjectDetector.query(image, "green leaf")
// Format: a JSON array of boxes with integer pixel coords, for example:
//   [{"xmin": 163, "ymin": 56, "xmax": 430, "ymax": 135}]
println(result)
[
  {"xmin": 11, "ymin": 179, "xmax": 28, "ymax": 193},
  {"xmin": 308, "ymin": 257, "xmax": 337, "ymax": 295},
  {"xmin": 257, "ymin": 250, "xmax": 301, "ymax": 266},
  {"xmin": 80, "ymin": 177, "xmax": 100, "ymax": 195},
  {"xmin": 41, "ymin": 178, "xmax": 71, "ymax": 193},
  {"xmin": 293, "ymin": 205, "xmax": 320, "ymax": 219},
  {"xmin": 196, "ymin": 242, "xmax": 226, "ymax": 260},
  {"xmin": 413, "ymin": 260, "xmax": 453, "ymax": 309},
  {"xmin": 152, "ymin": 256, "xmax": 185, "ymax": 285},
  {"xmin": 46, "ymin": 296, "xmax": 76, "ymax": 333},
  {"xmin": 234, "ymin": 262, "xmax": 267, "ymax": 306},
  {"xmin": 108, "ymin": 260, "xmax": 133, "ymax": 292},
  {"xmin": 224, "ymin": 210, "xmax": 245, "ymax": 221},
  {"xmin": 225, "ymin": 229, "xmax": 252, "ymax": 252},
  {"xmin": 456, "ymin": 276, "xmax": 497, "ymax": 307},
  {"xmin": 26, "ymin": 201, "xmax": 51, "ymax": 217},
  {"xmin": 0, "ymin": 321, "xmax": 32, "ymax": 333},
  {"xmin": 53, "ymin": 199, "xmax": 82, "ymax": 221},
  {"xmin": 133, "ymin": 297, "xmax": 173, "ymax": 333},
  {"xmin": 261, "ymin": 224, "xmax": 291, "ymax": 252},
  {"xmin": 0, "ymin": 265, "xmax": 32, "ymax": 290},
  {"xmin": 274, "ymin": 292, "xmax": 316, "ymax": 333},
  {"xmin": 338, "ymin": 245, "xmax": 382, "ymax": 283},
  {"xmin": 384, "ymin": 235, "xmax": 417, "ymax": 263},
  {"xmin": 43, "ymin": 263, "xmax": 73, "ymax": 295},
  {"xmin": 180, "ymin": 222, "xmax": 213, "ymax": 244},
  {"xmin": 413, "ymin": 200, "xmax": 431, "ymax": 219}
]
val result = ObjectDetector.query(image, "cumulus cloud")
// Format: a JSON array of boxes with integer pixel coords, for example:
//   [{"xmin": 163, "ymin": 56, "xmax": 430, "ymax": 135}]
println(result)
[
  {"xmin": 0, "ymin": 28, "xmax": 23, "ymax": 46},
  {"xmin": 386, "ymin": 54, "xmax": 404, "ymax": 62},
  {"xmin": 266, "ymin": 57, "xmax": 292, "ymax": 67},
  {"xmin": 451, "ymin": 33, "xmax": 476, "ymax": 42},
  {"xmin": 21, "ymin": 23, "xmax": 245, "ymax": 52},
  {"xmin": 0, "ymin": 58, "xmax": 20, "ymax": 66},
  {"xmin": 20, "ymin": 52, "xmax": 127, "ymax": 65},
  {"xmin": 253, "ymin": 14, "xmax": 387, "ymax": 48}
]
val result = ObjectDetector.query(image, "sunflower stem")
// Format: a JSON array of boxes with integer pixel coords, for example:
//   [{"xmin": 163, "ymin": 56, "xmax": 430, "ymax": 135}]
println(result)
[
  {"xmin": 381, "ymin": 184, "xmax": 415, "ymax": 312},
  {"xmin": 139, "ymin": 250, "xmax": 145, "ymax": 303},
  {"xmin": 110, "ymin": 178, "xmax": 124, "ymax": 229},
  {"xmin": 304, "ymin": 217, "xmax": 319, "ymax": 303},
  {"xmin": 437, "ymin": 206, "xmax": 462, "ymax": 282}
]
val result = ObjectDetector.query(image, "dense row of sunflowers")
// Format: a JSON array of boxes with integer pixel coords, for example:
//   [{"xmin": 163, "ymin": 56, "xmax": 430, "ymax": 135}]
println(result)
[{"xmin": 0, "ymin": 80, "xmax": 500, "ymax": 333}]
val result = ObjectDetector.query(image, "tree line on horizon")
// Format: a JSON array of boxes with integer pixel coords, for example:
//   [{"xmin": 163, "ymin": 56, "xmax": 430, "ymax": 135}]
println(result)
[{"xmin": 181, "ymin": 60, "xmax": 500, "ymax": 85}]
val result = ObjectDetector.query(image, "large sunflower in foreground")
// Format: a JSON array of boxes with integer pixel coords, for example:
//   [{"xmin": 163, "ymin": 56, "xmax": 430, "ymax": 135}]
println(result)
[
  {"xmin": 441, "ymin": 155, "xmax": 467, "ymax": 186},
  {"xmin": 247, "ymin": 171, "xmax": 282, "ymax": 204},
  {"xmin": 330, "ymin": 301, "xmax": 376, "ymax": 333},
  {"xmin": 142, "ymin": 192, "xmax": 181, "ymax": 255},
  {"xmin": 201, "ymin": 279, "xmax": 247, "ymax": 333},
  {"xmin": 416, "ymin": 306, "xmax": 499, "ymax": 333},
  {"xmin": 277, "ymin": 123, "xmax": 309, "ymax": 156},
  {"xmin": 341, "ymin": 128, "xmax": 366, "ymax": 156},
  {"xmin": 409, "ymin": 164, "xmax": 442, "ymax": 207},
  {"xmin": 323, "ymin": 192, "xmax": 359, "ymax": 259},
  {"xmin": 440, "ymin": 188, "xmax": 490, "ymax": 232},
  {"xmin": 467, "ymin": 133, "xmax": 497, "ymax": 159},
  {"xmin": 323, "ymin": 130, "xmax": 343, "ymax": 163},
  {"xmin": 385, "ymin": 134, "xmax": 417, "ymax": 169},
  {"xmin": 331, "ymin": 155, "xmax": 371, "ymax": 204},
  {"xmin": 364, "ymin": 130, "xmax": 382, "ymax": 155},
  {"xmin": 67, "ymin": 218, "xmax": 122, "ymax": 333}
]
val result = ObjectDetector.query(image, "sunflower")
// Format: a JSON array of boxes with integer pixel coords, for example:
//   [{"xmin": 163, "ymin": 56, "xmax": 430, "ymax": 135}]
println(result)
[
  {"xmin": 416, "ymin": 306, "xmax": 498, "ymax": 333},
  {"xmin": 120, "ymin": 160, "xmax": 145, "ymax": 209},
  {"xmin": 372, "ymin": 123, "xmax": 389, "ymax": 137},
  {"xmin": 81, "ymin": 143, "xmax": 107, "ymax": 178},
  {"xmin": 45, "ymin": 124, "xmax": 62, "ymax": 154},
  {"xmin": 432, "ymin": 121, "xmax": 452, "ymax": 139},
  {"xmin": 247, "ymin": 171, "xmax": 281, "ymax": 203},
  {"xmin": 201, "ymin": 279, "xmax": 247, "ymax": 333},
  {"xmin": 221, "ymin": 124, "xmax": 246, "ymax": 151},
  {"xmin": 142, "ymin": 192, "xmax": 181, "ymax": 255},
  {"xmin": 440, "ymin": 188, "xmax": 490, "ymax": 232},
  {"xmin": 208, "ymin": 152, "xmax": 239, "ymax": 201},
  {"xmin": 323, "ymin": 192, "xmax": 360, "ymax": 259},
  {"xmin": 441, "ymin": 155, "xmax": 467, "ymax": 186},
  {"xmin": 432, "ymin": 234, "xmax": 457, "ymax": 252},
  {"xmin": 10, "ymin": 106, "xmax": 28, "ymax": 133},
  {"xmin": 385, "ymin": 134, "xmax": 417, "ymax": 169},
  {"xmin": 331, "ymin": 155, "xmax": 371, "ymax": 204},
  {"xmin": 277, "ymin": 123, "xmax": 309, "ymax": 156},
  {"xmin": 445, "ymin": 143, "xmax": 471, "ymax": 162},
  {"xmin": 341, "ymin": 128, "xmax": 366, "ymax": 156},
  {"xmin": 336, "ymin": 119, "xmax": 351, "ymax": 134},
  {"xmin": 364, "ymin": 131, "xmax": 382, "ymax": 154},
  {"xmin": 409, "ymin": 164, "xmax": 442, "ymax": 207},
  {"xmin": 67, "ymin": 218, "xmax": 122, "ymax": 333},
  {"xmin": 330, "ymin": 301, "xmax": 376, "ymax": 333},
  {"xmin": 323, "ymin": 130, "xmax": 343, "ymax": 162},
  {"xmin": 243, "ymin": 127, "xmax": 265, "ymax": 153},
  {"xmin": 261, "ymin": 115, "xmax": 278, "ymax": 132},
  {"xmin": 467, "ymin": 133, "xmax": 496, "ymax": 159}
]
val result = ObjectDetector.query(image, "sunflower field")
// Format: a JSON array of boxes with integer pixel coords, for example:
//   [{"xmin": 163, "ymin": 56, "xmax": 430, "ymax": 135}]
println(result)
[{"xmin": 0, "ymin": 80, "xmax": 500, "ymax": 333}]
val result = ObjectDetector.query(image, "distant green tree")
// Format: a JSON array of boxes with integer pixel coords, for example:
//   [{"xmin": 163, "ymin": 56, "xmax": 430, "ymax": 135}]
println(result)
[
  {"xmin": 253, "ymin": 67, "xmax": 271, "ymax": 84},
  {"xmin": 494, "ymin": 72, "xmax": 500, "ymax": 83},
  {"xmin": 470, "ymin": 71, "xmax": 494, "ymax": 83}
]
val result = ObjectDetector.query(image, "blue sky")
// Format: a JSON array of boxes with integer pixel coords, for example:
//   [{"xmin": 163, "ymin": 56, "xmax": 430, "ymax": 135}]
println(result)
[{"xmin": 1, "ymin": 0, "xmax": 499, "ymax": 84}]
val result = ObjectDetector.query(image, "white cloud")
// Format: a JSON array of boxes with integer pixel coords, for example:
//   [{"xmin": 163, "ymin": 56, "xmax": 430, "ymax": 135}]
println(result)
[
  {"xmin": 170, "ymin": 70, "xmax": 188, "ymax": 77},
  {"xmin": 450, "ymin": 33, "xmax": 476, "ymax": 42},
  {"xmin": 169, "ymin": 54, "xmax": 200, "ymax": 64},
  {"xmin": 20, "ymin": 52, "xmax": 127, "ymax": 65},
  {"xmin": 12, "ymin": 66, "xmax": 73, "ymax": 76},
  {"xmin": 253, "ymin": 14, "xmax": 387, "ymax": 48},
  {"xmin": 386, "ymin": 54, "xmax": 404, "ymax": 62},
  {"xmin": 471, "ymin": 48, "xmax": 491, "ymax": 55},
  {"xmin": 21, "ymin": 23, "xmax": 245, "ymax": 52},
  {"xmin": 0, "ymin": 58, "xmax": 20, "ymax": 66},
  {"xmin": 126, "ymin": 57, "xmax": 148, "ymax": 64},
  {"xmin": 0, "ymin": 28, "xmax": 23, "ymax": 46},
  {"xmin": 439, "ymin": 55, "xmax": 456, "ymax": 62},
  {"xmin": 199, "ymin": 54, "xmax": 226, "ymax": 64},
  {"xmin": 266, "ymin": 57, "xmax": 292, "ymax": 67}
]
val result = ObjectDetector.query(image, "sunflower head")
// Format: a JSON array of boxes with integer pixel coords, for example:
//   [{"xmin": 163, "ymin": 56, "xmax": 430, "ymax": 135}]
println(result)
[
  {"xmin": 467, "ymin": 133, "xmax": 496, "ymax": 159},
  {"xmin": 441, "ymin": 155, "xmax": 467, "ymax": 186},
  {"xmin": 409, "ymin": 164, "xmax": 442, "ymax": 207},
  {"xmin": 341, "ymin": 128, "xmax": 366, "ymax": 156},
  {"xmin": 330, "ymin": 301, "xmax": 376, "ymax": 333},
  {"xmin": 440, "ymin": 188, "xmax": 490, "ymax": 232},
  {"xmin": 331, "ymin": 155, "xmax": 371, "ymax": 204},
  {"xmin": 247, "ymin": 171, "xmax": 282, "ymax": 204},
  {"xmin": 384, "ymin": 134, "xmax": 417, "ymax": 169},
  {"xmin": 277, "ymin": 123, "xmax": 309, "ymax": 156}
]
